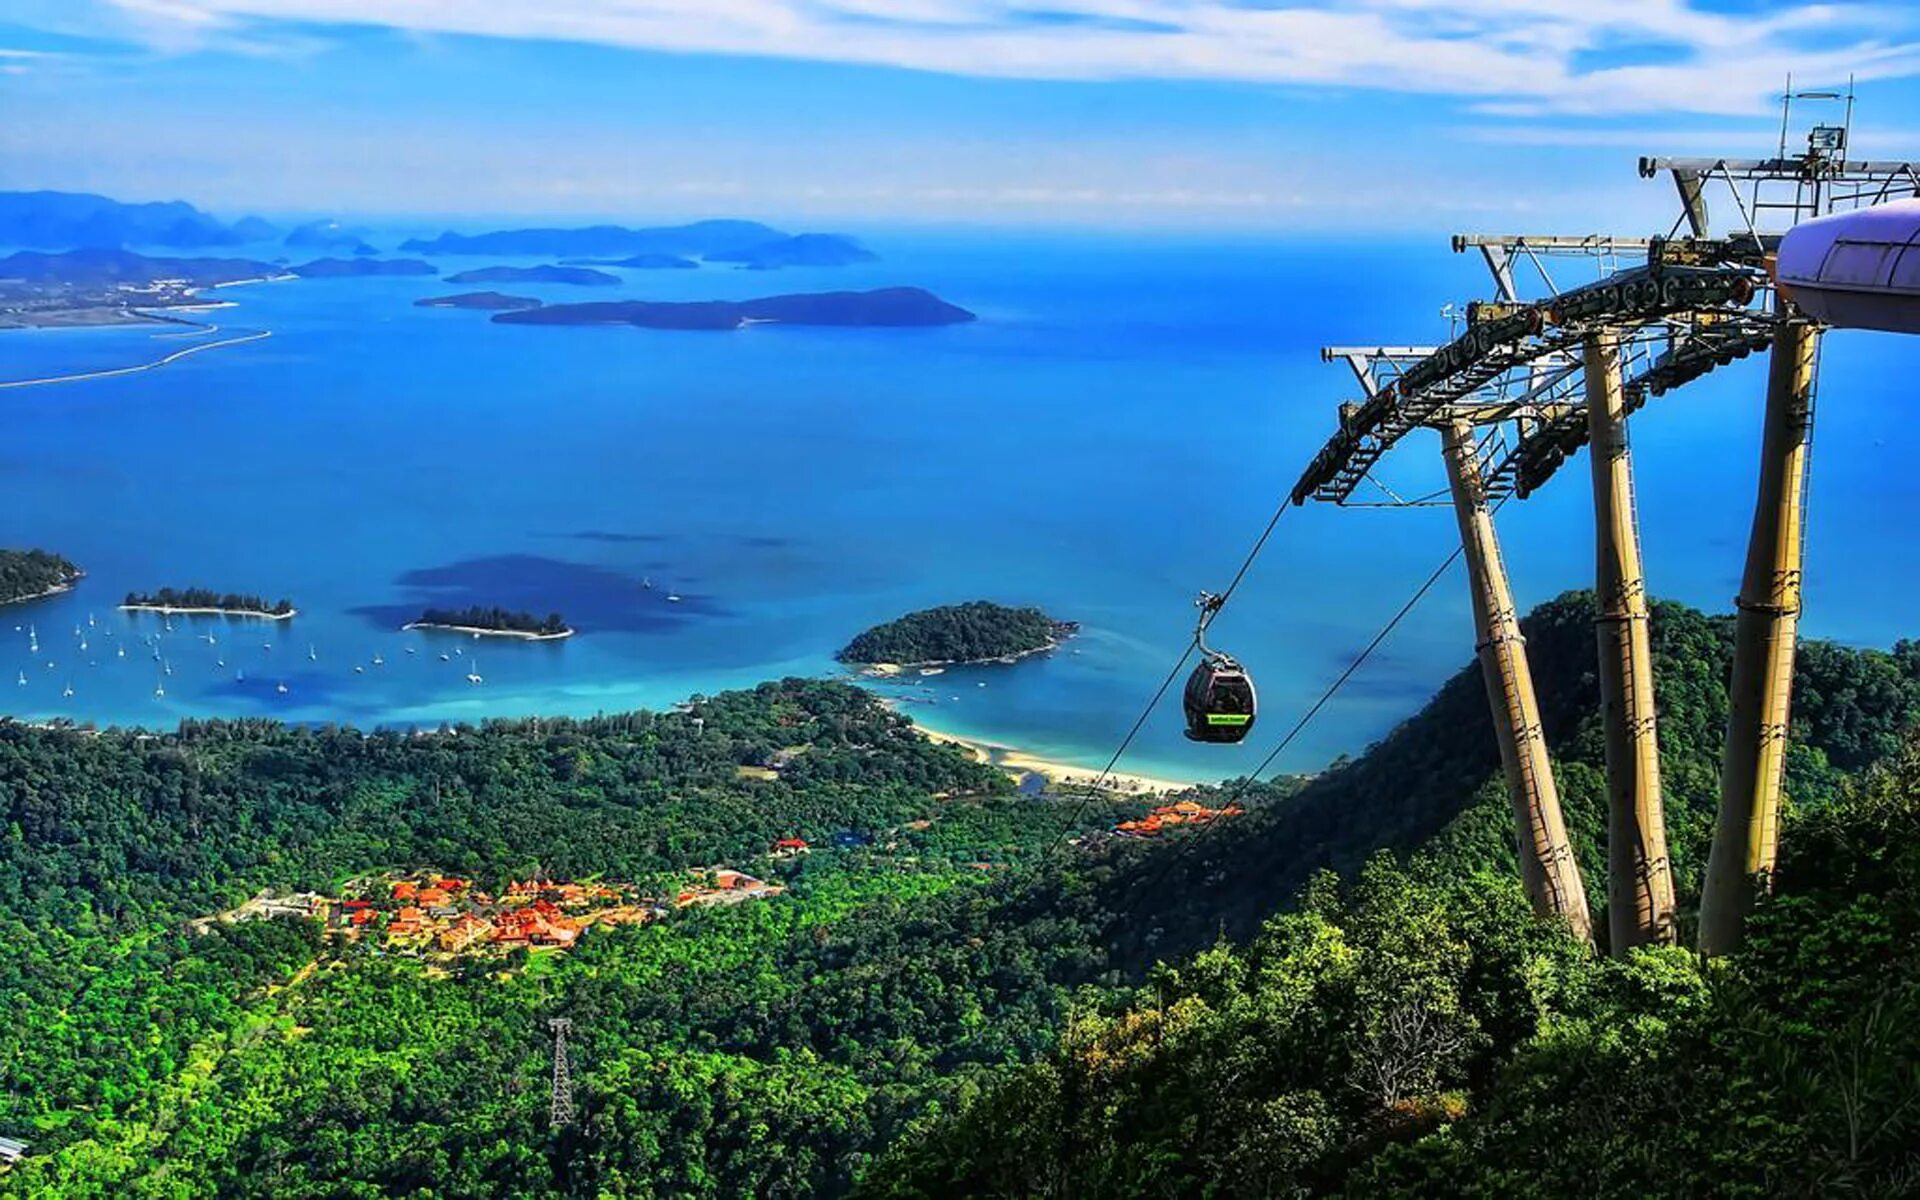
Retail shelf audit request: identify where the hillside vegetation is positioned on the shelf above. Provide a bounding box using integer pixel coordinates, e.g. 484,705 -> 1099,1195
0,549 -> 81,604
2,595 -> 1917,1196
863,748 -> 1920,1198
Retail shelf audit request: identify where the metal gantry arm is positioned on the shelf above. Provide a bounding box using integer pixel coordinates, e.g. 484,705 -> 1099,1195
1452,234 -> 1656,303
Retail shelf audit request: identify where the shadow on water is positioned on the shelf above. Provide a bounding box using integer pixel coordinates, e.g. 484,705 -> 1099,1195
350,553 -> 729,633
206,669 -> 345,707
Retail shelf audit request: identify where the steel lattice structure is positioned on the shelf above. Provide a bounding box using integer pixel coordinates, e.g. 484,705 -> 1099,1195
1279,83 -> 1920,956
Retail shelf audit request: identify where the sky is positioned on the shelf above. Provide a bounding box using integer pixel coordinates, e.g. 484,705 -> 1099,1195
3,0 -> 1920,230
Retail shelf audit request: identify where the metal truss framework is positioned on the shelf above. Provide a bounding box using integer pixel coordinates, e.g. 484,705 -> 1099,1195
1284,97 -> 1920,953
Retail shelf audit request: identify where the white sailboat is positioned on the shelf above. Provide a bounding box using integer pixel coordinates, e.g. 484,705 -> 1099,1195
466,658 -> 483,686
15,671 -> 24,687
62,680 -> 73,699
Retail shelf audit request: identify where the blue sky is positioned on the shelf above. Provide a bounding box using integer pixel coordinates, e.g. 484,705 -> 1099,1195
3,0 -> 1919,230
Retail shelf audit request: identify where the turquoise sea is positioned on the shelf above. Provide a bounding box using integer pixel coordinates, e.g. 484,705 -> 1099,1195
2,229 -> 1918,782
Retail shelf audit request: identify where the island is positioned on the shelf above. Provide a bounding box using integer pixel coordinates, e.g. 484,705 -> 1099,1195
0,247 -> 291,326
492,287 -> 975,331
0,549 -> 83,605
559,253 -> 700,270
399,220 -> 786,259
414,291 -> 543,311
121,588 -> 296,619
837,601 -> 1076,667
0,190 -> 271,249
288,257 -> 438,278
443,265 -> 620,286
403,606 -> 573,640
284,219 -> 377,255
706,233 -> 877,270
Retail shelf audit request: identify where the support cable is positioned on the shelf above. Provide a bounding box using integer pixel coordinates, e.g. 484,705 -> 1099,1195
1037,498 -> 1296,858
1111,524 -> 1480,922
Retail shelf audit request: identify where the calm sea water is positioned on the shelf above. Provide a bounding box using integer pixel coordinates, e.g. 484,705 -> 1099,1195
2,229 -> 1917,781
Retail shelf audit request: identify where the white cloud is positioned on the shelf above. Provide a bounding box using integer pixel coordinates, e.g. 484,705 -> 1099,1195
85,0 -> 1920,116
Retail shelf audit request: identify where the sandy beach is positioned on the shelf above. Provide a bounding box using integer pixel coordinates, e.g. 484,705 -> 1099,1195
120,604 -> 297,620
911,719 -> 1200,796
402,621 -> 575,641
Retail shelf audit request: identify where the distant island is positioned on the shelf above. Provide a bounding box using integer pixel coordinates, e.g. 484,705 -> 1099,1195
707,233 -> 877,270
837,601 -> 1076,667
559,253 -> 699,270
121,588 -> 295,619
444,265 -> 619,286
289,258 -> 437,278
493,287 -> 974,331
399,220 -> 786,259
0,190 -> 273,250
0,247 -> 284,327
415,291 -> 543,311
0,247 -> 279,287
284,219 -> 377,255
404,606 -> 573,640
0,549 -> 84,605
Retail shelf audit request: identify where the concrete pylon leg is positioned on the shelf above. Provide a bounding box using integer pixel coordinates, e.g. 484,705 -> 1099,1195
1700,320 -> 1820,957
1442,420 -> 1593,942
1584,330 -> 1676,953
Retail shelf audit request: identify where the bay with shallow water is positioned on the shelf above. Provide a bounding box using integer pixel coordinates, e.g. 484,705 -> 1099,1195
2,228 -> 1917,781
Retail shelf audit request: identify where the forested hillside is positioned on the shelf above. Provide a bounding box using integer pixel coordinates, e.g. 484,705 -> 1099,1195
2,595 -> 1917,1196
1098,592 -> 1920,968
863,743 -> 1920,1198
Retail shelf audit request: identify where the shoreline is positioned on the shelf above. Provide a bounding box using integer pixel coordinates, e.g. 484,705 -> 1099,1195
0,580 -> 79,606
853,632 -> 1075,675
403,621 -> 575,641
121,604 -> 297,620
909,716 -> 1200,796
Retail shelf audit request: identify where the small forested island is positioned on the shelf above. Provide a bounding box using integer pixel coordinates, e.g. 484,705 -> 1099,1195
288,257 -> 437,278
837,600 -> 1076,666
444,265 -> 620,286
121,588 -> 295,618
0,549 -> 83,604
493,287 -> 974,331
415,291 -> 543,311
404,605 -> 573,639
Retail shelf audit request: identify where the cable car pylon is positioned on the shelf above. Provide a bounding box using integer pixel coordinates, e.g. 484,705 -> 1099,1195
1584,327 -> 1675,950
1287,84 -> 1916,955
1699,314 -> 1819,955
1441,418 -> 1593,941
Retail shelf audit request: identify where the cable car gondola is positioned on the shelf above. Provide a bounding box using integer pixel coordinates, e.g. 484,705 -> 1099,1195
1183,592 -> 1257,744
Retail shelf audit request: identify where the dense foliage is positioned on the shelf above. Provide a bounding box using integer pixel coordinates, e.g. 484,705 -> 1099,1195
121,587 -> 293,615
414,605 -> 571,635
864,747 -> 1920,1198
0,549 -> 81,604
1105,592 -> 1920,967
838,601 -> 1075,665
4,595 -> 1918,1197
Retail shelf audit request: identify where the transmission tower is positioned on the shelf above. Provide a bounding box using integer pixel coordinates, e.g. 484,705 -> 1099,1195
548,1017 -> 575,1131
